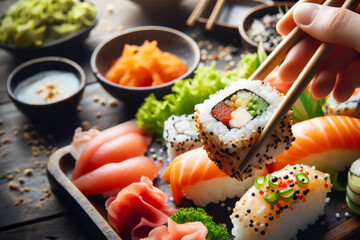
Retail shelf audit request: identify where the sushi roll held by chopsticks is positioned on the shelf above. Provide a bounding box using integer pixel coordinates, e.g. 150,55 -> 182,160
195,79 -> 294,180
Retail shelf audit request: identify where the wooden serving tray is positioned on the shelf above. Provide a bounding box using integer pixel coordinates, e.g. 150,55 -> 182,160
47,143 -> 360,240
47,146 -> 121,240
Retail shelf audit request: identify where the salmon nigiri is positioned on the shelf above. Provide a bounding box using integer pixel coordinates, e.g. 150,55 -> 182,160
72,123 -> 150,180
162,147 -> 268,206
267,116 -> 360,173
73,156 -> 162,195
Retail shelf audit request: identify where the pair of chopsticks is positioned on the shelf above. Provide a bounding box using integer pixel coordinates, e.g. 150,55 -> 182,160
239,0 -> 360,172
186,0 -> 225,30
186,0 -> 277,30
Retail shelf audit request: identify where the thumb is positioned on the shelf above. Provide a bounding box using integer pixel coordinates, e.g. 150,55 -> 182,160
293,3 -> 360,52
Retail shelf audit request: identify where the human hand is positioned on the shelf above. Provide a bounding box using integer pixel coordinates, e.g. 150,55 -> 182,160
276,0 -> 360,102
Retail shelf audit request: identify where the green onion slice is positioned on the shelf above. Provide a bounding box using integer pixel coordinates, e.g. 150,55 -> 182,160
254,176 -> 267,190
279,188 -> 294,202
267,174 -> 279,188
296,172 -> 309,188
263,189 -> 279,205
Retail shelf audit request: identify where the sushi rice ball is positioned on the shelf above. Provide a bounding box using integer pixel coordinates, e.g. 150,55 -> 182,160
231,164 -> 332,239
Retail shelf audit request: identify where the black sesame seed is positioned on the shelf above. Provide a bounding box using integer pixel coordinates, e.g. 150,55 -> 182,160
249,223 -> 253,227
314,174 -> 318,179
296,190 -> 300,194
250,219 -> 254,223
254,228 -> 258,232
293,166 -> 297,170
289,171 -> 293,175
265,223 -> 269,227
251,192 -> 255,197
269,216 -> 274,221
283,175 -> 289,179
303,190 -> 308,195
293,195 -> 298,200
324,176 -> 328,180
284,204 -> 288,209
276,210 -> 280,214
260,230 -> 266,235
290,183 -> 295,187
247,209 -> 251,213
271,176 -> 278,183
235,214 -> 239,218
280,206 -> 284,211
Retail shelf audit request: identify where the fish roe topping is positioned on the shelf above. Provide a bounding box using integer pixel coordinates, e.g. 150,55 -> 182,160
231,164 -> 332,237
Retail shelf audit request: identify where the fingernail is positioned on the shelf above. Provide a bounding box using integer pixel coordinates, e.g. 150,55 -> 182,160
293,3 -> 320,26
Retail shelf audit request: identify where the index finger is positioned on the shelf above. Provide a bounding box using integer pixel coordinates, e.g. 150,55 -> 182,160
276,0 -> 337,36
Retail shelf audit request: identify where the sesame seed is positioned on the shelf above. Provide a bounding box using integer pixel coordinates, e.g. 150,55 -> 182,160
335,213 -> 340,218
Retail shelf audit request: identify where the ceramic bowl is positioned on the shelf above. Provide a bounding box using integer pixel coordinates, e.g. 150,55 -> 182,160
91,26 -> 200,107
238,2 -> 295,53
0,1 -> 98,54
7,57 -> 86,121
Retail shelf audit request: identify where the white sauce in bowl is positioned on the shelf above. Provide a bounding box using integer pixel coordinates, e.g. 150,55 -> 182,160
14,70 -> 80,105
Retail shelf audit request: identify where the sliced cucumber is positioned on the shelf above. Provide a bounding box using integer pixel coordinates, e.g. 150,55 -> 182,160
348,172 -> 360,194
346,194 -> 360,215
346,184 -> 360,205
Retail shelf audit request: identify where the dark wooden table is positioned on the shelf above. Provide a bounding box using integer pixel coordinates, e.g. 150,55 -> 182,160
0,0 -> 244,239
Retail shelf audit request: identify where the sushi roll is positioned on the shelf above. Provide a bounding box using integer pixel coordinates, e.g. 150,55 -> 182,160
230,164 -> 331,239
346,159 -> 360,214
195,79 -> 293,180
163,114 -> 202,162
322,89 -> 360,118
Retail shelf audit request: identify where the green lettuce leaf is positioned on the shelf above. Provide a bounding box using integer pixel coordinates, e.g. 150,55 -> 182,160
135,52 -> 260,135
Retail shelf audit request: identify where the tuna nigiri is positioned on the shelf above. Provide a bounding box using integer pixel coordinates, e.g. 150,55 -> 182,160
72,122 -> 150,180
231,164 -> 331,239
162,147 -> 268,206
267,116 -> 360,173
73,156 -> 162,195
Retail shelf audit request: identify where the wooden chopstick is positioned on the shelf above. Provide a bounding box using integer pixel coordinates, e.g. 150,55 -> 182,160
205,0 -> 226,31
186,0 -> 211,27
238,0 -> 360,173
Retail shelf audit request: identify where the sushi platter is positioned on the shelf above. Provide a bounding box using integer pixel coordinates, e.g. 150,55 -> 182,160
47,122 -> 360,240
1,0 -> 360,238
